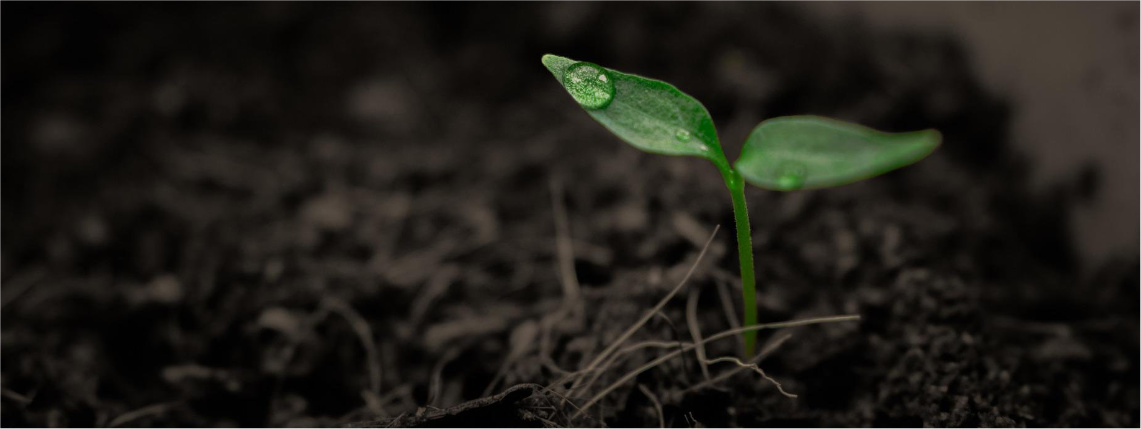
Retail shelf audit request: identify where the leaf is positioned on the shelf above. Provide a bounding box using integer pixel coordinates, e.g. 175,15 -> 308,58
541,54 -> 727,165
734,115 -> 941,191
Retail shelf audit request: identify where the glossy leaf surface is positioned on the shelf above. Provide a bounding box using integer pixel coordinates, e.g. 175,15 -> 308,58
542,54 -> 726,164
734,116 -> 941,191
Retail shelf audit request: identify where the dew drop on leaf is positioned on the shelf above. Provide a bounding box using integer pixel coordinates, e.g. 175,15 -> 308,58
563,62 -> 615,110
777,173 -> 804,190
674,129 -> 691,142
776,162 -> 807,190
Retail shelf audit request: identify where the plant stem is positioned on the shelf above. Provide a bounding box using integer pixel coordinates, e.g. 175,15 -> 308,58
722,169 -> 757,357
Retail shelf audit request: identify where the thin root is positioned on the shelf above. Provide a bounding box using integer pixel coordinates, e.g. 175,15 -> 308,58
107,402 -> 176,428
686,288 -> 711,381
323,298 -> 383,395
715,277 -> 743,350
569,225 -> 721,396
550,177 -> 581,304
638,384 -> 665,428
688,332 -> 793,392
572,315 -> 859,419
704,356 -> 796,398
427,347 -> 462,407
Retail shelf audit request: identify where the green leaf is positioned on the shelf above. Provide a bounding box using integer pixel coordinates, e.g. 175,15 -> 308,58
734,115 -> 941,191
541,54 -> 726,165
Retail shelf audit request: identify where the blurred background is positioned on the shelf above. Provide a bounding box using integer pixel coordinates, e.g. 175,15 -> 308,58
2,2 -> 1137,427
808,1 -> 1138,272
5,3 -> 1136,272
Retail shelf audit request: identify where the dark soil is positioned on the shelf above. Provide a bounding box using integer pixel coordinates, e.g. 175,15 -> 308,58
2,3 -> 1137,427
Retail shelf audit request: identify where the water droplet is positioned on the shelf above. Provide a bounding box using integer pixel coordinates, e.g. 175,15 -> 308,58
563,62 -> 615,110
776,162 -> 806,190
777,173 -> 804,190
674,129 -> 691,142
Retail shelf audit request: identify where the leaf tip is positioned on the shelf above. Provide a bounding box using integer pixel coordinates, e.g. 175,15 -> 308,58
541,54 -> 573,80
927,128 -> 943,148
910,128 -> 943,157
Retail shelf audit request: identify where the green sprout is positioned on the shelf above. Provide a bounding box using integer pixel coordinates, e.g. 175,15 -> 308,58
542,54 -> 941,356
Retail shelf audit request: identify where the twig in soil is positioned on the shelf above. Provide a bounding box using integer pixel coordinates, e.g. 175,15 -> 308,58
568,317 -> 802,399
532,394 -> 570,427
652,309 -> 695,386
570,335 -> 730,394
360,392 -> 389,419
550,177 -> 581,304
521,410 -> 561,428
538,305 -> 577,378
537,177 -> 589,390
409,265 -> 460,327
686,288 -> 712,381
264,306 -> 332,423
0,387 -> 34,406
561,318 -> 681,397
427,347 -> 463,407
107,402 -> 177,427
373,384 -> 413,409
482,320 -> 541,397
569,225 -> 720,396
482,362 -> 513,399
638,384 -> 665,428
534,385 -> 597,426
382,412 -> 407,428
0,268 -> 46,309
546,341 -> 678,393
564,322 -> 734,397
323,298 -> 383,397
571,315 -> 859,420
715,277 -> 743,350
703,356 -> 795,398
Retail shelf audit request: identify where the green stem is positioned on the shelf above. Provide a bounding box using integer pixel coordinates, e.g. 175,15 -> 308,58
719,167 -> 757,357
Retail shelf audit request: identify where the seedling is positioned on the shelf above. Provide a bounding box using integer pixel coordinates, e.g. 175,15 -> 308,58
541,54 -> 940,356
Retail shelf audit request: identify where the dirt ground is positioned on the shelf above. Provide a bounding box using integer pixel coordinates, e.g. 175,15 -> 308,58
2,3 -> 1137,427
